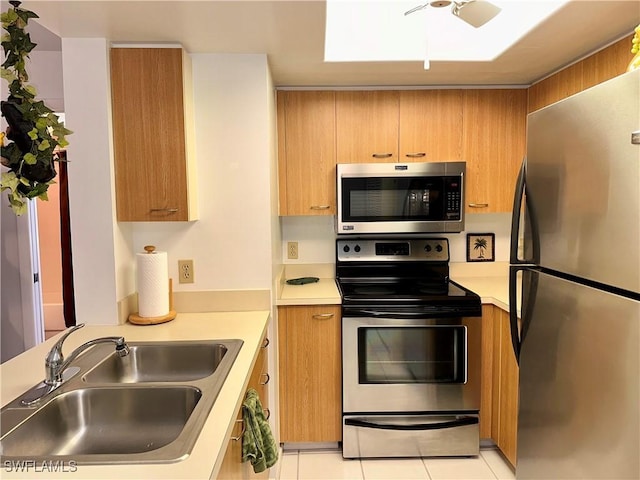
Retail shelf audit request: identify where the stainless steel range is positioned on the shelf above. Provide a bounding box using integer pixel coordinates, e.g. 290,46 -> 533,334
336,237 -> 482,459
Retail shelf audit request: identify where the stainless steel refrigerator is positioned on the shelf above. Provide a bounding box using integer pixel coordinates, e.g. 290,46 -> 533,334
509,69 -> 640,479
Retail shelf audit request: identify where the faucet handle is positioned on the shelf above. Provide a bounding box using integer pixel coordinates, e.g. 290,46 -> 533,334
46,323 -> 85,364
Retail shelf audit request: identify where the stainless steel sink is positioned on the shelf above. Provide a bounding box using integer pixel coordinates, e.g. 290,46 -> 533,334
0,339 -> 243,464
83,341 -> 230,383
1,386 -> 201,457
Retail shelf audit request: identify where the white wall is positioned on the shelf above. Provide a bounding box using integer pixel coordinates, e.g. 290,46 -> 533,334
27,51 -> 64,112
130,54 -> 276,291
280,213 -> 512,264
61,38 -> 131,325
1,198 -> 27,361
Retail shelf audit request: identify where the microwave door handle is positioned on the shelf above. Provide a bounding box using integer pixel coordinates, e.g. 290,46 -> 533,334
345,416 -> 478,431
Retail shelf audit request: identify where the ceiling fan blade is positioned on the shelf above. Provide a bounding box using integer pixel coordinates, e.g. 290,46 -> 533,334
404,4 -> 429,16
452,0 -> 501,28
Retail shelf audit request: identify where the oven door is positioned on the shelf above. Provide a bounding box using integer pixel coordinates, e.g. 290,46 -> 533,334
342,315 -> 480,413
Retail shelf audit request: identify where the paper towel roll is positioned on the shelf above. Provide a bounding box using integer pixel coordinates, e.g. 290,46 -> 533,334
136,250 -> 169,318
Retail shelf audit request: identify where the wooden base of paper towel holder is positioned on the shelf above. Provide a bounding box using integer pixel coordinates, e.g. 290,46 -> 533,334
128,278 -> 177,325
128,310 -> 177,325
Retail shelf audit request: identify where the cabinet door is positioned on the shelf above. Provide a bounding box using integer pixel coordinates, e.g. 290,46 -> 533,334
462,90 -> 527,213
399,90 -> 463,162
278,305 -> 342,442
278,91 -> 336,215
336,91 -> 399,163
218,336 -> 271,480
111,48 -> 193,221
479,305 -> 495,439
492,306 -> 519,467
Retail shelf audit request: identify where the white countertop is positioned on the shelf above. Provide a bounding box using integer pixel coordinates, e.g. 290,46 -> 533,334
276,262 -> 514,313
277,278 -> 341,305
0,311 -> 270,480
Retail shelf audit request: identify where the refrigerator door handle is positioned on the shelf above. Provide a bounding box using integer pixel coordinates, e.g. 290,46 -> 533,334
509,266 -> 522,363
509,266 -> 540,365
510,157 -> 527,264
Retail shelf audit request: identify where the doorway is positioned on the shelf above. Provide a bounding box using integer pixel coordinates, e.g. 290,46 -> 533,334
37,151 -> 76,339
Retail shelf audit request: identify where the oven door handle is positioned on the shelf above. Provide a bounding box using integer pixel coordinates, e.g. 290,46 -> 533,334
351,310 -> 447,318
344,416 -> 478,431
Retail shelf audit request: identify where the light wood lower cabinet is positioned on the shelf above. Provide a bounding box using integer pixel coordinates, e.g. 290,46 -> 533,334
480,305 -> 519,467
218,335 -> 271,480
278,305 -> 342,443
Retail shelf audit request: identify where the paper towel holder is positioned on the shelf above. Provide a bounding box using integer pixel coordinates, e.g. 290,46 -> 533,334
129,245 -> 177,325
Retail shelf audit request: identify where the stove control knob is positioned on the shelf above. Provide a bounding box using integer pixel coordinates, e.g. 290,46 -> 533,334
424,244 -> 432,253
343,245 -> 350,253
354,245 -> 361,253
436,244 -> 443,253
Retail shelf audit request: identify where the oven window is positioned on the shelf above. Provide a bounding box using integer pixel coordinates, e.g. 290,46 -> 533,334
357,326 -> 466,384
342,177 -> 445,221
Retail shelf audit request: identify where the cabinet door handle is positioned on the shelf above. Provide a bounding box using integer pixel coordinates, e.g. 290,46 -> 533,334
260,373 -> 270,385
231,419 -> 245,441
310,205 -> 331,210
263,408 -> 271,420
261,337 -> 270,348
312,313 -> 334,320
405,152 -> 426,158
468,203 -> 489,208
372,153 -> 393,159
149,208 -> 179,213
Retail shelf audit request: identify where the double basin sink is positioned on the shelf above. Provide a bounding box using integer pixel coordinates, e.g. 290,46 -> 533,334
0,339 -> 243,465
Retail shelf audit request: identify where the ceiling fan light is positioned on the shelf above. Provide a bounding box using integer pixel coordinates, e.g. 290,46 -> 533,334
452,0 -> 502,28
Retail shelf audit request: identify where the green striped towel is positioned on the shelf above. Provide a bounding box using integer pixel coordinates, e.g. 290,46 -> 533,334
241,388 -> 278,473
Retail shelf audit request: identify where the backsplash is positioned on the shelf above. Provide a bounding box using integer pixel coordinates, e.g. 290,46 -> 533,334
281,213 -> 512,264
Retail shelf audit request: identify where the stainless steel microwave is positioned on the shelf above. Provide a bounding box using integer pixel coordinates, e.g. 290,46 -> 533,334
336,162 -> 465,235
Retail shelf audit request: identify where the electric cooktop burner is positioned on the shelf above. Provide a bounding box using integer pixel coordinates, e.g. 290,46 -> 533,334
335,237 -> 482,316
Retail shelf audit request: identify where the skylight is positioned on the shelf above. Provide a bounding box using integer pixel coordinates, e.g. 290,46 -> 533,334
324,0 -> 569,68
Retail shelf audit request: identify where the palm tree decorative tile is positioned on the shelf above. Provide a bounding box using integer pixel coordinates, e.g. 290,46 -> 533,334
467,233 -> 495,262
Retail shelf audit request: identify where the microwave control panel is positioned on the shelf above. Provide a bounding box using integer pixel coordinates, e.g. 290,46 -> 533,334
445,178 -> 462,219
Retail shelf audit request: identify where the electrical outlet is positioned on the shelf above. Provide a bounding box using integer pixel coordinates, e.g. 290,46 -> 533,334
178,259 -> 194,284
287,242 -> 299,260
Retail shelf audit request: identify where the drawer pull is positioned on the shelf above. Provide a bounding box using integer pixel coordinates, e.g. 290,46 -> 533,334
149,208 -> 179,213
310,205 -> 331,210
405,152 -> 426,158
312,313 -> 334,320
260,373 -> 271,385
372,153 -> 393,159
231,419 -> 245,441
263,408 -> 271,420
261,337 -> 270,348
468,203 -> 489,208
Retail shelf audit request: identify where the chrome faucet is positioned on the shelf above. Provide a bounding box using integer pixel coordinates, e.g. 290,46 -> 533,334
21,324 -> 130,406
44,323 -> 130,386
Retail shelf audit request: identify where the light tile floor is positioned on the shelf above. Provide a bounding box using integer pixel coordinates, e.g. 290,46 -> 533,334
277,448 -> 515,480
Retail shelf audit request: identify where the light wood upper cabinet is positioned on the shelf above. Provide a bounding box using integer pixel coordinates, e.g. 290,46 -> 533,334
278,305 -> 342,443
336,91 -> 399,163
277,91 -> 336,215
399,90 -> 464,162
527,35 -> 632,113
462,89 -> 527,214
110,47 -> 197,222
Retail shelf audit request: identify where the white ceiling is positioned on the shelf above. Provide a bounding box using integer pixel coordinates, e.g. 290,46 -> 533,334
23,0 -> 640,87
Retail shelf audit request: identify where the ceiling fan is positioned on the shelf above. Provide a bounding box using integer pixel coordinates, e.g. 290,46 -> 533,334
404,0 -> 502,28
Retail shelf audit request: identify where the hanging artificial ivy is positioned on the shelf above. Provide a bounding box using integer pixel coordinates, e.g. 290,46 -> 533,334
1,0 -> 72,215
